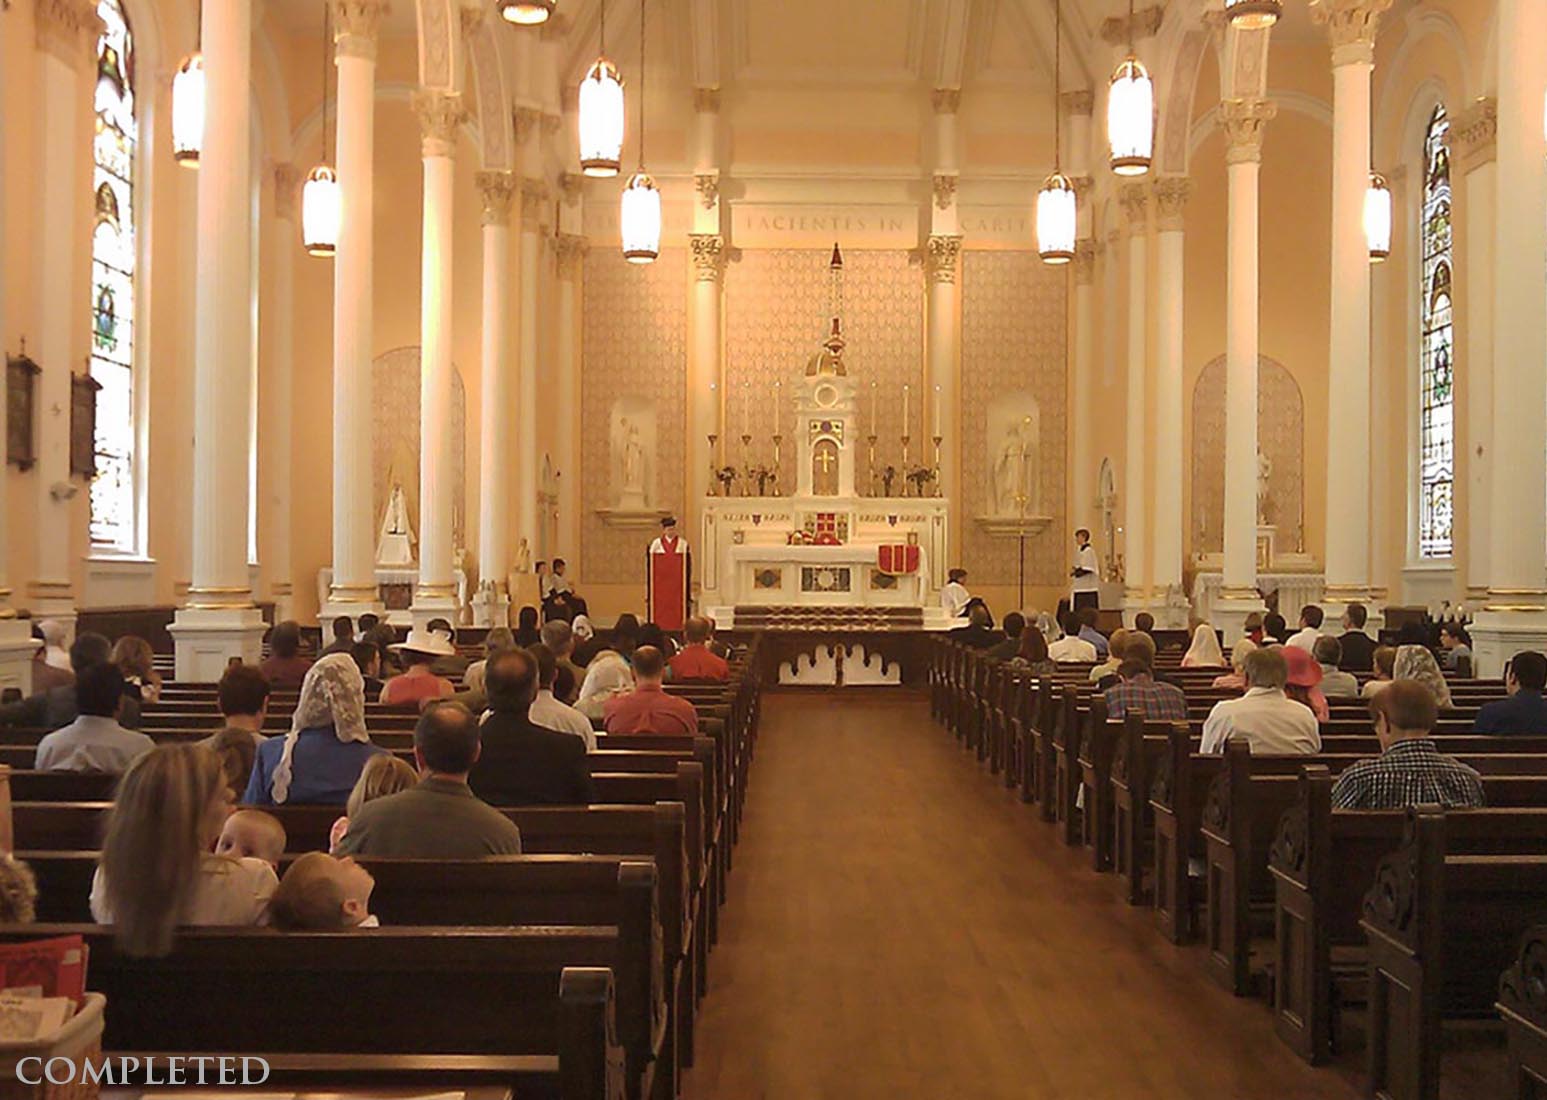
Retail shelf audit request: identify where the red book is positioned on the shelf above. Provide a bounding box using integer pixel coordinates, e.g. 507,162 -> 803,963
0,935 -> 88,1007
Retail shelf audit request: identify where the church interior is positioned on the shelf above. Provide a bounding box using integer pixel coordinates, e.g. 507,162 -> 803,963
1,0 -> 1546,1097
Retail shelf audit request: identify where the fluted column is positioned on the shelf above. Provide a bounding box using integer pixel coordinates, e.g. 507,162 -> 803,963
554,228 -> 586,570
411,90 -> 466,626
1314,0 -> 1389,615
266,164 -> 299,622
29,0 -> 100,639
1119,183 -> 1149,620
170,0 -> 267,678
323,0 -> 385,617
0,4 -> 30,691
515,178 -> 547,578
1152,178 -> 1189,625
1216,99 -> 1276,638
689,234 -> 725,512
929,89 -> 962,553
474,171 -> 515,626
1473,0 -> 1547,674
1071,240 -> 1098,534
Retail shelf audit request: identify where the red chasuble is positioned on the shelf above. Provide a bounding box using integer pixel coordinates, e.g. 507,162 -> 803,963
647,535 -> 690,631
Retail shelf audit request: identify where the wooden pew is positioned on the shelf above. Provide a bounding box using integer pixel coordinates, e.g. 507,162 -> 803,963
1497,924 -> 1547,1100
0,924 -> 634,1100
1362,807 -> 1547,1100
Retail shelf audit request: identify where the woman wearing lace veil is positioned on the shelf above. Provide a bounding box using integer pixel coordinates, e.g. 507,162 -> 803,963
244,654 -> 389,806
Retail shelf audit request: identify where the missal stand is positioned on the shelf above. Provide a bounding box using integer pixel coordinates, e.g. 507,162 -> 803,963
647,516 -> 691,631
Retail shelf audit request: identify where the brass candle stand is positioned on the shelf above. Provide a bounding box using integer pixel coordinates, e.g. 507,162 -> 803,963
932,435 -> 943,497
771,434 -> 783,495
867,434 -> 878,494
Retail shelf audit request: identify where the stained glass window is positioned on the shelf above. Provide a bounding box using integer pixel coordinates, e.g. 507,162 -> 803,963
89,0 -> 138,551
1418,104 -> 1453,560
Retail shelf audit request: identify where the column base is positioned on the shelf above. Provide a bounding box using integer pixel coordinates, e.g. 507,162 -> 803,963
1470,607 -> 1547,678
410,590 -> 460,632
1210,590 -> 1267,646
0,620 -> 40,697
470,590 -> 511,628
1123,584 -> 1191,629
169,606 -> 268,683
319,597 -> 386,628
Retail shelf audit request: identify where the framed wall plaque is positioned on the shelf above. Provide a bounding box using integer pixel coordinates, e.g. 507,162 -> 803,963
6,352 -> 39,471
70,372 -> 101,479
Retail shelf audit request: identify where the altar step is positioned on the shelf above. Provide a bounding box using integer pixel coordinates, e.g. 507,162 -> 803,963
730,605 -> 925,632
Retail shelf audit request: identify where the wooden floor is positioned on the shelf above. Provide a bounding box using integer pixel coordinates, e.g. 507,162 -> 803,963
683,692 -> 1362,1100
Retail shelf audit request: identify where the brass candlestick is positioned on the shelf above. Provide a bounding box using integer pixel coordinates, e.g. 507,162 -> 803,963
901,435 -> 911,478
707,434 -> 719,489
740,434 -> 753,494
932,435 -> 943,498
867,434 -> 878,495
771,434 -> 783,494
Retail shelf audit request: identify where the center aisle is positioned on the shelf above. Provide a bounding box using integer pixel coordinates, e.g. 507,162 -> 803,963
684,692 -> 1359,1100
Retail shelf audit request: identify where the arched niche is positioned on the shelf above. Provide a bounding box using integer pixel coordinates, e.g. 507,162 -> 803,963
371,346 -> 468,559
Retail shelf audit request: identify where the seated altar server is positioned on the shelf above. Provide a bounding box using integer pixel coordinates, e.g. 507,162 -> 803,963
941,568 -> 971,618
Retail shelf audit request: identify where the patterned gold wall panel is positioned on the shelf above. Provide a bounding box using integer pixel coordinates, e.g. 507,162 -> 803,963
960,251 -> 1069,587
723,250 -> 925,483
580,248 -> 688,582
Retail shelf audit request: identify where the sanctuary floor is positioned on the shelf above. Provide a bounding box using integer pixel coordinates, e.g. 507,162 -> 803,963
682,692 -> 1363,1100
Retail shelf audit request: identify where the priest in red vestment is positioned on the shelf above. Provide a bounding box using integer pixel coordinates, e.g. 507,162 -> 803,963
647,517 -> 691,631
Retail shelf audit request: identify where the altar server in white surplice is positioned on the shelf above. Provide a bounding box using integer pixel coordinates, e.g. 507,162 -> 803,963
941,568 -> 972,619
1071,528 -> 1100,611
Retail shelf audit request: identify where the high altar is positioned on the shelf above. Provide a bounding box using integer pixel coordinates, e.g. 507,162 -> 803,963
699,284 -> 950,628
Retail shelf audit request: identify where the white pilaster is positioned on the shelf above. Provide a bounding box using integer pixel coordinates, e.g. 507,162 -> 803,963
924,235 -> 960,519
689,234 -> 725,521
474,171 -> 515,627
410,89 -> 466,627
515,178 -> 546,581
1152,178 -> 1189,627
170,0 -> 267,679
266,164 -> 299,622
1472,0 -> 1547,675
554,227 -> 585,571
1071,240 -> 1097,534
1119,182 -> 1149,622
323,0 -> 386,619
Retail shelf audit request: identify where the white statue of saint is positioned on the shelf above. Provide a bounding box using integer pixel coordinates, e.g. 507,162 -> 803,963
622,419 -> 645,493
376,483 -> 416,567
991,420 -> 1035,516
1256,449 -> 1273,525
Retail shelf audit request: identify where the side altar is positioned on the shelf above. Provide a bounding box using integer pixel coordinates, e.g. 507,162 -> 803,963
699,260 -> 950,629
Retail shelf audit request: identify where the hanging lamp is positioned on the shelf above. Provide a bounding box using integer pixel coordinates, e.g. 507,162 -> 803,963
1365,171 -> 1392,262
500,0 -> 554,25
1223,0 -> 1281,29
578,0 -> 624,176
1107,0 -> 1154,176
1038,0 -> 1076,264
620,0 -> 659,263
302,2 -> 340,256
171,0 -> 204,166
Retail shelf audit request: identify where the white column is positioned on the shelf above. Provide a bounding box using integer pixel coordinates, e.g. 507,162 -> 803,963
266,164 -> 299,622
410,90 -> 466,627
554,229 -> 585,563
473,171 -> 515,627
1473,0 -> 1547,674
1315,0 -> 1388,615
689,235 -> 725,508
170,0 -> 267,678
929,89 -> 962,558
515,178 -> 546,580
1071,240 -> 1097,534
322,0 -> 385,618
1119,183 -> 1149,622
1152,178 -> 1189,627
1453,100 -> 1497,610
1215,99 -> 1277,640
29,0 -> 99,639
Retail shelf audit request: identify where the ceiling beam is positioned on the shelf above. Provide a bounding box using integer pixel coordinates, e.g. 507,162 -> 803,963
935,0 -> 972,89
688,0 -> 720,89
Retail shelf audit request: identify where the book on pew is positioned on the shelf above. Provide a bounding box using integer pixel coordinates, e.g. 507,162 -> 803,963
0,933 -> 87,1006
0,991 -> 74,1041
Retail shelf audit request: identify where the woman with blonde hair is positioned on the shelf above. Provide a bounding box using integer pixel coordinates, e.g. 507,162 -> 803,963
1181,624 -> 1227,668
91,744 -> 277,956
1211,638 -> 1257,691
244,654 -> 387,806
329,753 -> 419,853
112,635 -> 162,705
1393,644 -> 1454,708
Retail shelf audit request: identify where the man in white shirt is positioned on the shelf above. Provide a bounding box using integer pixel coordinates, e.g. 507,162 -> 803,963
941,568 -> 972,619
1200,648 -> 1322,755
1285,604 -> 1326,652
528,645 -> 597,752
1049,611 -> 1099,663
35,664 -> 155,774
1071,529 -> 1100,611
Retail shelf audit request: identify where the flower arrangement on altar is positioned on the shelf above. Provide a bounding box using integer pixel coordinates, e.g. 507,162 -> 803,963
786,530 -> 815,546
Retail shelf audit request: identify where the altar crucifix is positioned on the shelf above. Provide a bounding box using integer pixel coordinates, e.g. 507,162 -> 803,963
813,440 -> 839,495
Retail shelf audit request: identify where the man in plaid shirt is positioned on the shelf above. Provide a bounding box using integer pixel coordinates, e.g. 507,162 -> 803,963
1104,658 -> 1188,722
1331,680 -> 1485,809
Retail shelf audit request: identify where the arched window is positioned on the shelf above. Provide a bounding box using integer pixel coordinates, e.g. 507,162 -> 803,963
89,0 -> 138,552
1418,104 -> 1453,560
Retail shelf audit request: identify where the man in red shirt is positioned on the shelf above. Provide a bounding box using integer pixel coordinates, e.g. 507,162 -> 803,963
668,617 -> 729,682
604,646 -> 699,735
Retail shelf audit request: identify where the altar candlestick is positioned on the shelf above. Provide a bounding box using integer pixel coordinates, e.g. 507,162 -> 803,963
902,384 -> 910,437
742,382 -> 750,433
773,380 -> 781,438
870,381 -> 878,430
933,384 -> 941,437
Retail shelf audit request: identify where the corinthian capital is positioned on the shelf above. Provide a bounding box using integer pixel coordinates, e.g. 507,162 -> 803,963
1118,182 -> 1149,229
555,233 -> 589,279
1152,177 -> 1191,231
925,234 -> 962,284
332,0 -> 387,60
477,171 -> 516,226
1220,98 -> 1277,165
513,107 -> 542,146
520,177 -> 550,222
1449,97 -> 1497,170
1309,0 -> 1393,66
1073,239 -> 1097,286
690,234 -> 726,282
35,0 -> 102,64
413,90 -> 468,157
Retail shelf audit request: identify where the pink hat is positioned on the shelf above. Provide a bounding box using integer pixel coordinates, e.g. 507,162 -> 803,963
1282,645 -> 1323,688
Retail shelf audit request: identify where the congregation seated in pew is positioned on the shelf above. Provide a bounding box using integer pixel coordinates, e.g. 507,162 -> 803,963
1285,604 -> 1324,652
269,851 -> 378,930
1473,650 -> 1547,734
202,663 -> 272,750
351,640 -> 385,698
216,808 -> 287,869
245,654 -> 389,807
0,853 -> 37,924
1200,648 -> 1322,755
336,702 -> 523,859
1087,627 -> 1128,684
1180,624 -> 1226,669
1330,680 -> 1485,810
469,649 -> 595,806
1312,635 -> 1360,698
605,646 -> 699,736
208,727 -> 257,799
258,620 -> 314,690
1211,638 -> 1255,691
528,644 -> 597,751
1393,643 -> 1453,707
1104,656 -> 1187,722
1049,610 -> 1097,663
984,611 -> 1024,661
1282,645 -> 1330,721
329,753 -> 420,852
577,649 -> 633,720
93,743 -> 278,956
1336,601 -> 1376,672
669,617 -> 730,682
1008,625 -> 1056,677
948,604 -> 1001,650
1362,643 -> 1397,698
0,632 -> 142,732
380,629 -> 457,708
34,663 -> 153,774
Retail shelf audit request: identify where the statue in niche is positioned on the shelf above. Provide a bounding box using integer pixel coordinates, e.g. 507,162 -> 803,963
610,403 -> 653,510
991,418 -> 1037,516
377,483 -> 416,567
621,419 -> 645,495
1257,449 -> 1273,525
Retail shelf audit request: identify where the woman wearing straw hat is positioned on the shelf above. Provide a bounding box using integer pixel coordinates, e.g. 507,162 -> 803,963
380,628 -> 458,708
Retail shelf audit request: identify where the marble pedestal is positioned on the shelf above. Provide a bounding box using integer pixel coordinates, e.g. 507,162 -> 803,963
1209,591 -> 1268,647
1471,608 -> 1547,678
0,620 -> 39,697
471,589 -> 511,628
169,606 -> 268,682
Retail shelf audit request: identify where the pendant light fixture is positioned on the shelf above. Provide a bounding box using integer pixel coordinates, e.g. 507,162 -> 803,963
1365,171 -> 1392,262
302,2 -> 340,257
1107,0 -> 1154,176
171,0 -> 204,166
578,0 -> 624,177
500,0 -> 554,25
1223,0 -> 1281,29
1037,0 -> 1076,264
620,0 -> 659,264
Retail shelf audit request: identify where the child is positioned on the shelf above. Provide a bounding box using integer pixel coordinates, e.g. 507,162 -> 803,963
268,852 -> 377,930
0,854 -> 38,923
330,754 -> 419,853
215,809 -> 287,870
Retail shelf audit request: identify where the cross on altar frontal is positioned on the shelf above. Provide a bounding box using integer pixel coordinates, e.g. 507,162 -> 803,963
698,244 -> 951,629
